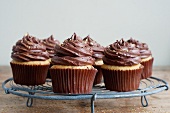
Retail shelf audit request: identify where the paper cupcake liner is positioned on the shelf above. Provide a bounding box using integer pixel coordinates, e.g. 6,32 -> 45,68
46,64 -> 52,78
93,65 -> 103,85
50,68 -> 97,94
10,62 -> 49,86
141,58 -> 154,79
101,66 -> 143,92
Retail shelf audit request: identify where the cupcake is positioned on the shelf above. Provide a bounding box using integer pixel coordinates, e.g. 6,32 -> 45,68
101,39 -> 143,92
50,33 -> 97,94
127,38 -> 154,79
41,35 -> 60,78
10,33 -> 50,85
41,35 -> 60,58
83,35 -> 104,85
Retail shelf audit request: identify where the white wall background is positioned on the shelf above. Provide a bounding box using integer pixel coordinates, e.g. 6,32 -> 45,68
0,0 -> 170,66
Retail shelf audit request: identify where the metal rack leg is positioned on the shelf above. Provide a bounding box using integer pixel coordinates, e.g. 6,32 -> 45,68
27,96 -> 33,107
91,93 -> 97,113
141,91 -> 148,107
5,89 -> 10,94
26,86 -> 35,107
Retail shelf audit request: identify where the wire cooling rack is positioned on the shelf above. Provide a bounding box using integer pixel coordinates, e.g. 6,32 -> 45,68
2,77 -> 169,113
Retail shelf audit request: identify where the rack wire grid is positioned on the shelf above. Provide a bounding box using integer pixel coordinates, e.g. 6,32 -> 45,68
2,76 -> 169,113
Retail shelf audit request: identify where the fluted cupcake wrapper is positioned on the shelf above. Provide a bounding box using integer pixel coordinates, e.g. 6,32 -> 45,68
10,62 -> 50,86
50,68 -> 97,94
93,65 -> 103,85
141,58 -> 154,79
46,63 -> 53,78
101,66 -> 143,92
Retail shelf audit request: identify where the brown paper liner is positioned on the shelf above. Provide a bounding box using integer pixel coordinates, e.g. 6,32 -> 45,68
50,68 -> 97,94
101,66 -> 143,92
141,58 -> 154,79
93,65 -> 103,85
10,62 -> 49,86
46,64 -> 52,78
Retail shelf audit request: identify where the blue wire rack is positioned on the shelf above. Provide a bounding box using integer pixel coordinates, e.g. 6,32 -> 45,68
2,77 -> 169,113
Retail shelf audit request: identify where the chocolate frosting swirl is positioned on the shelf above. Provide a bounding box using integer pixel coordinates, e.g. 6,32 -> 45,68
11,34 -> 50,62
103,39 -> 141,66
52,33 -> 95,66
83,35 -> 104,59
127,38 -> 152,59
42,35 -> 60,58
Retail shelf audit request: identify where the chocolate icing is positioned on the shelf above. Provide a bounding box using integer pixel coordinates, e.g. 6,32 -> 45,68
52,33 -> 95,66
103,39 -> 141,66
11,34 -> 50,62
42,35 -> 60,58
127,38 -> 152,59
83,35 -> 104,59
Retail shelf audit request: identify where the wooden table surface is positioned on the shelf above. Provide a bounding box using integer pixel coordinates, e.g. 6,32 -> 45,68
0,66 -> 170,113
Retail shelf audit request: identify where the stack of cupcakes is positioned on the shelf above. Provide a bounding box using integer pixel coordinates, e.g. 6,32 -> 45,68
101,39 -> 144,92
50,33 -> 97,94
41,35 -> 60,78
10,34 -> 50,85
83,35 -> 104,85
10,33 -> 154,93
127,38 -> 154,79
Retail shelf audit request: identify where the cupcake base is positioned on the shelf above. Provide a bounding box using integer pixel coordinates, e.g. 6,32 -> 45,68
46,64 -> 52,78
10,61 -> 50,86
50,65 -> 97,94
141,57 -> 154,79
101,64 -> 143,92
93,65 -> 103,85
